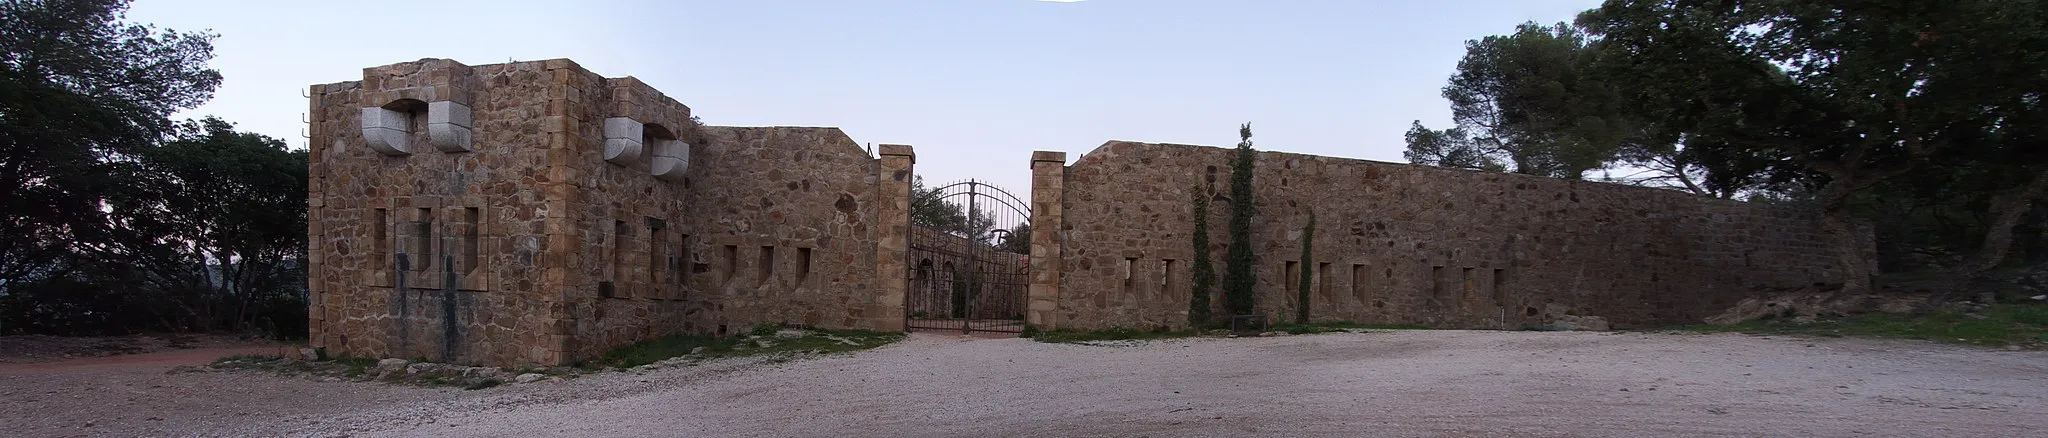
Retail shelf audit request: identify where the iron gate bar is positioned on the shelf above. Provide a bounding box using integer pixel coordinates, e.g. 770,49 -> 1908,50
905,179 -> 1032,334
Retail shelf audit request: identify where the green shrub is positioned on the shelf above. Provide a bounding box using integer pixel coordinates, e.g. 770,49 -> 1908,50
1223,123 -> 1260,317
1665,303 -> 2048,347
1029,327 -> 1199,343
1189,183 -> 1216,327
464,378 -> 503,390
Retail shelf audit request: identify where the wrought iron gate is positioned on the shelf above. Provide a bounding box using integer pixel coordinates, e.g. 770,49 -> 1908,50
906,179 -> 1032,333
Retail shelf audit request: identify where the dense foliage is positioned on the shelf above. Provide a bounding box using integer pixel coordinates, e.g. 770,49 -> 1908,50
1407,0 -> 2048,293
1223,124 -> 1259,316
1403,22 -> 1629,180
1188,182 -> 1214,326
0,0 -> 306,337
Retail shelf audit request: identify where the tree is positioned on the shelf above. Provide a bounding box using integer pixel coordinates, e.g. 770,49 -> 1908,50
1856,103 -> 2048,288
0,1 -> 315,337
1402,122 -> 1503,171
1404,22 -> 1633,180
1222,123 -> 1259,317
1580,0 -> 2048,294
909,176 -> 995,239
1188,182 -> 1215,327
0,0 -> 221,288
1295,213 -> 1315,324
126,118 -> 308,332
0,0 -> 281,336
910,176 -> 963,231
994,223 -> 1030,254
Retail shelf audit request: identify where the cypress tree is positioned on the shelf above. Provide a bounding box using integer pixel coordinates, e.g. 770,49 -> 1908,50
1223,123 -> 1259,317
1188,182 -> 1215,327
1296,212 -> 1315,324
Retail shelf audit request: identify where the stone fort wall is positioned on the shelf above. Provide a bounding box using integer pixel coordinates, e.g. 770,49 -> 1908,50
309,58 -> 1858,366
307,59 -> 910,366
1032,141 -> 1850,331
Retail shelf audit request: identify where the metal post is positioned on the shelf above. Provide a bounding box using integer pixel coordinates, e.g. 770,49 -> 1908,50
964,180 -> 980,333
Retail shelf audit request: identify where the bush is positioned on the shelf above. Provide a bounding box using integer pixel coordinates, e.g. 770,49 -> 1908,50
1667,303 -> 2048,347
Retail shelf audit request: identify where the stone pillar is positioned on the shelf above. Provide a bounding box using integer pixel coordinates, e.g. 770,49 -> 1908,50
305,84 -> 328,354
873,144 -> 915,332
537,59 -> 588,365
1027,151 -> 1067,329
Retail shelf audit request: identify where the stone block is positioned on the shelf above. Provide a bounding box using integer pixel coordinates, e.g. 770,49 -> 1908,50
359,107 -> 411,156
649,139 -> 689,182
878,144 -> 915,161
602,117 -> 645,165
427,101 -> 474,153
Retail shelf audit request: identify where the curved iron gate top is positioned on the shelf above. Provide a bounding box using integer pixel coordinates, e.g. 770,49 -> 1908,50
907,179 -> 1031,333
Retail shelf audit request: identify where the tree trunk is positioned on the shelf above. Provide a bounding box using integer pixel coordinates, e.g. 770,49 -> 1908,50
1817,183 -> 1874,296
1945,169 -> 2048,302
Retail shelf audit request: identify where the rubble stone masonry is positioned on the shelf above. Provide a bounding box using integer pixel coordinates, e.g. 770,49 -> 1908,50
310,58 -> 1859,366
308,59 -> 904,366
1041,141 -> 1853,331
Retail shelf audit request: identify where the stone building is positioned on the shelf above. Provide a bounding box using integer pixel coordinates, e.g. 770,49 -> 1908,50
306,59 -> 914,366
308,58 -> 1859,367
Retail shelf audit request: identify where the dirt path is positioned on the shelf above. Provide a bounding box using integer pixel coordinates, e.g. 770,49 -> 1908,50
5,330 -> 2046,437
0,339 -> 462,438
0,334 -> 274,364
0,345 -> 285,375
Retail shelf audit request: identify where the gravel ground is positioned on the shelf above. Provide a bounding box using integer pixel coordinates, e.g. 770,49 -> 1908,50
0,333 -> 270,364
4,330 -> 2045,437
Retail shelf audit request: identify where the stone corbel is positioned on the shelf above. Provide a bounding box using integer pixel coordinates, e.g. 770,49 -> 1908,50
602,117 -> 644,165
361,107 -> 411,156
427,101 -> 474,152
650,138 -> 689,182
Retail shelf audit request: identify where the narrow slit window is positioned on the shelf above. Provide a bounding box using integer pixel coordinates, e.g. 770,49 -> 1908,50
1161,259 -> 1178,300
1431,266 -> 1446,300
1284,261 -> 1300,296
1317,262 -> 1331,303
646,218 -> 666,293
1350,263 -> 1366,303
1493,268 -> 1509,305
723,245 -> 739,283
612,220 -> 628,297
374,208 -> 393,285
675,234 -> 691,287
758,246 -> 775,285
797,247 -> 813,284
373,208 -> 390,266
1462,267 -> 1476,301
413,208 -> 433,273
1122,257 -> 1138,294
462,207 -> 480,277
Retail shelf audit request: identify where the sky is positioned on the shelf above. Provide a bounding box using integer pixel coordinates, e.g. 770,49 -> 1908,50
127,0 -> 1604,194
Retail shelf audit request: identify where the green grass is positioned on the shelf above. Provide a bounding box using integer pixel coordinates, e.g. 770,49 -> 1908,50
1028,320 -> 1429,343
591,326 -> 905,369
211,354 -> 284,366
1664,303 -> 2048,348
200,328 -> 905,389
1027,327 -> 1201,343
464,378 -> 503,390
1270,321 -> 1429,334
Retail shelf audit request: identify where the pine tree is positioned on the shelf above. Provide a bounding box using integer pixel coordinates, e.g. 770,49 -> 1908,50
1188,182 -> 1215,327
1223,123 -> 1259,317
1296,213 -> 1316,324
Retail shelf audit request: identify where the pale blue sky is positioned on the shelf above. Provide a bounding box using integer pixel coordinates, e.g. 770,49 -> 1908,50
128,0 -> 1601,192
